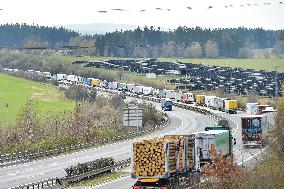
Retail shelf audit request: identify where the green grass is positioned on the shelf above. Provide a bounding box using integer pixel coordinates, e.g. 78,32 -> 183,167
74,171 -> 122,187
0,73 -> 75,125
159,58 -> 284,72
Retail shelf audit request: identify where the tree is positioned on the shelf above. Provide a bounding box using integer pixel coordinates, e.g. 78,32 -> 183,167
238,47 -> 254,58
132,46 -> 147,58
188,42 -> 202,58
202,155 -> 246,189
23,37 -> 48,48
69,36 -> 96,56
116,68 -> 125,80
162,41 -> 177,57
16,101 -> 41,143
273,40 -> 284,55
205,40 -> 219,58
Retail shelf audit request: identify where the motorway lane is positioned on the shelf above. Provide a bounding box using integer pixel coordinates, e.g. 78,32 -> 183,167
0,103 -> 215,188
95,109 -> 276,189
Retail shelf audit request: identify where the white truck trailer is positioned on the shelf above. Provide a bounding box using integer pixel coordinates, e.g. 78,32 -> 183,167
165,90 -> 176,100
205,96 -> 216,108
142,87 -> 153,96
193,129 -> 231,167
246,103 -> 259,115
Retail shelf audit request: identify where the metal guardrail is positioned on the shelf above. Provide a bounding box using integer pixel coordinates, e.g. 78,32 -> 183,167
9,159 -> 131,189
10,177 -> 61,189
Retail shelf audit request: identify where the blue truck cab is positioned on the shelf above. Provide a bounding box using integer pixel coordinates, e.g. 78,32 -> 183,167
161,98 -> 173,111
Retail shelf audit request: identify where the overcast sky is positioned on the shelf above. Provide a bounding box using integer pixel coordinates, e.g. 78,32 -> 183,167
1,0 -> 284,29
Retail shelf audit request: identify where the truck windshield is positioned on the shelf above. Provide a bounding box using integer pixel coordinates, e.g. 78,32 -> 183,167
165,101 -> 172,105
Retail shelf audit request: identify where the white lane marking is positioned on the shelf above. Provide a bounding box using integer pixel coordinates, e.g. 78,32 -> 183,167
237,147 -> 268,165
91,175 -> 131,188
227,117 -> 239,136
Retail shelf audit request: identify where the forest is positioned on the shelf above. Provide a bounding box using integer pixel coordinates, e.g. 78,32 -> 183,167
1,23 -> 284,58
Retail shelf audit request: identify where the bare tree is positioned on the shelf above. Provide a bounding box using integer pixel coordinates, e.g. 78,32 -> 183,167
188,42 -> 202,58
205,40 -> 219,58
273,40 -> 284,55
162,41 -> 177,57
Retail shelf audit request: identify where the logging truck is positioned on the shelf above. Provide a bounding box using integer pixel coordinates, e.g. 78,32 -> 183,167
131,126 -> 235,189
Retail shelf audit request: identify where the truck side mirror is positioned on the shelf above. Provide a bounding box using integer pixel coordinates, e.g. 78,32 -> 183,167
234,138 -> 236,145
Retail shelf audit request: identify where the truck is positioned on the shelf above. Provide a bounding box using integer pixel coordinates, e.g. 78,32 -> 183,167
212,97 -> 220,110
133,86 -> 144,95
205,96 -> 216,108
132,126 -> 235,189
83,78 -> 92,86
256,105 -> 270,114
142,87 -> 153,96
181,93 -> 195,104
109,81 -> 118,90
91,79 -> 101,87
67,75 -> 78,83
54,74 -> 67,81
216,98 -> 227,111
165,90 -> 176,100
195,95 -> 205,106
117,82 -> 127,91
161,98 -> 173,111
100,80 -> 109,88
42,72 -> 52,79
175,92 -> 182,102
224,100 -> 238,114
127,84 -> 136,93
159,89 -> 166,98
246,103 -> 259,115
241,115 -> 268,147
193,129 -> 232,167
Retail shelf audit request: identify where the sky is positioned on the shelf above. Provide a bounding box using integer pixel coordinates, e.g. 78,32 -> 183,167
0,0 -> 284,30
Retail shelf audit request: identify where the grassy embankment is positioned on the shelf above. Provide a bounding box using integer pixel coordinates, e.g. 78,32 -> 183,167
0,73 -> 75,125
160,58 -> 284,72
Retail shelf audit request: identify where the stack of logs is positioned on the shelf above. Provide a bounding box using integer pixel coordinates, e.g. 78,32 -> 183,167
133,135 -> 193,178
164,135 -> 185,171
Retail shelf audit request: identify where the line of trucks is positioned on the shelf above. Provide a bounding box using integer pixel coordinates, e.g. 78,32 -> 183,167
131,126 -> 235,189
50,74 -> 238,114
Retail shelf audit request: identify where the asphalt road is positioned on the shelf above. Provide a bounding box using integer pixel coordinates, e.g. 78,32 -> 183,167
0,102 -> 215,189
93,108 -> 275,189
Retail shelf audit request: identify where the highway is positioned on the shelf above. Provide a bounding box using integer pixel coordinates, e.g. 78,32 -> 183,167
0,103 -> 216,188
94,109 -> 275,189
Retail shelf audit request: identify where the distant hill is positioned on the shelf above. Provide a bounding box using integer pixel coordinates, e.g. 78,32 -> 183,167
62,23 -> 169,35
